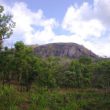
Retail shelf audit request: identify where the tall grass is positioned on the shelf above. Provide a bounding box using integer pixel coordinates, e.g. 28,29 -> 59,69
0,85 -> 110,110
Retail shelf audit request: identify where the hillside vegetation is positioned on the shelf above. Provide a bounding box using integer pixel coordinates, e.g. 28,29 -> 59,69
0,41 -> 110,110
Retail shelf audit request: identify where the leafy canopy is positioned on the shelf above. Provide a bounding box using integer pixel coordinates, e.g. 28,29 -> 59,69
0,5 -> 15,49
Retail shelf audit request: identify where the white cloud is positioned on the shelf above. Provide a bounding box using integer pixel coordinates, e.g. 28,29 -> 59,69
94,0 -> 110,26
10,2 -> 58,45
61,1 -> 110,57
62,3 -> 105,39
0,1 -> 57,45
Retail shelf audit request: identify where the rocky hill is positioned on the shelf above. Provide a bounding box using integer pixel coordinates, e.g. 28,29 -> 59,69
33,43 -> 98,58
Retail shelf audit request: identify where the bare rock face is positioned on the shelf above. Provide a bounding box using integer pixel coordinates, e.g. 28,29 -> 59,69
34,43 -> 98,58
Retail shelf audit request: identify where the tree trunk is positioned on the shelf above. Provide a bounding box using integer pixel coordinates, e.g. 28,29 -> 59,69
0,37 -> 3,51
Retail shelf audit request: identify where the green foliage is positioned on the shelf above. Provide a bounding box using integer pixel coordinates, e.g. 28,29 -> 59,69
57,71 -> 76,87
28,88 -> 110,110
57,59 -> 92,88
0,47 -> 14,85
79,56 -> 92,65
92,60 -> 110,88
0,5 -> 15,50
0,86 -> 21,110
36,57 -> 60,88
0,44 -> 110,90
14,41 -> 37,91
0,41 -> 39,91
0,85 -> 110,110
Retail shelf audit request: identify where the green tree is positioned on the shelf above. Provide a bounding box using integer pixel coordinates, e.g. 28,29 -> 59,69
0,48 -> 15,88
0,5 -> 15,50
93,60 -> 110,88
79,56 -> 92,65
36,57 -> 59,88
57,71 -> 77,88
68,59 -> 92,88
14,41 -> 35,91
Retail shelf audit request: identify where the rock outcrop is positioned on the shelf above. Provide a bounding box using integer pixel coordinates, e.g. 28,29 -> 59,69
34,43 -> 98,58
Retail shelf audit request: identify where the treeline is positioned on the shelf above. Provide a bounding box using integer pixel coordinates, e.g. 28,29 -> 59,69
0,41 -> 110,91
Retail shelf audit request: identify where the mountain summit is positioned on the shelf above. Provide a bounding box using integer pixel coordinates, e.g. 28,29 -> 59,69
34,43 -> 98,58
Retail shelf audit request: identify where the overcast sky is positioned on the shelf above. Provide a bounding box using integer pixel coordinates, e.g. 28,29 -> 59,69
0,0 -> 110,57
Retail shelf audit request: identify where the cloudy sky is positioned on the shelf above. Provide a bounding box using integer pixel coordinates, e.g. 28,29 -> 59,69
0,0 -> 110,57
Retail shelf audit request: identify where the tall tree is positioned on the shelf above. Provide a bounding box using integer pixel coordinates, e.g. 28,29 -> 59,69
0,5 -> 15,50
14,41 -> 36,91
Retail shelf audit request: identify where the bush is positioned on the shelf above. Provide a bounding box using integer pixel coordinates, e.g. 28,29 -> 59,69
0,86 -> 21,110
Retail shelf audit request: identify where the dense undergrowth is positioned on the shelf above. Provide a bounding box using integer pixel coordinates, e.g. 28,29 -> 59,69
0,85 -> 110,110
0,42 -> 110,110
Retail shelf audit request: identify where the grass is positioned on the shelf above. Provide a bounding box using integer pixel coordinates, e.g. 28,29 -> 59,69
0,85 -> 110,110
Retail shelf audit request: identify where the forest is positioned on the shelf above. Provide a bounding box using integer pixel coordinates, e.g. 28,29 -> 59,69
0,5 -> 110,110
